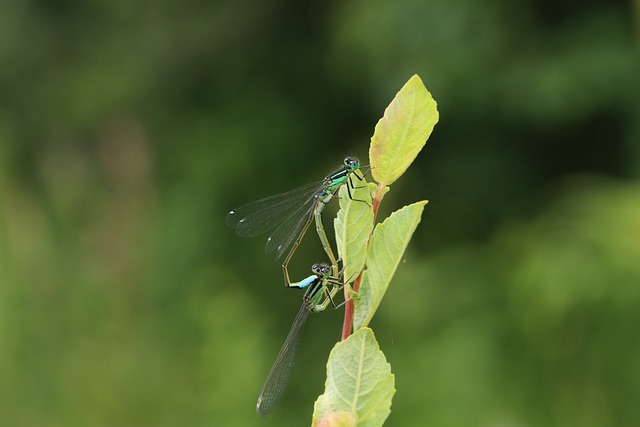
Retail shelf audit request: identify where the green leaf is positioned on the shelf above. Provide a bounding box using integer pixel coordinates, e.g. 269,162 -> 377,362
334,182 -> 377,281
369,75 -> 439,186
312,328 -> 395,427
354,201 -> 428,330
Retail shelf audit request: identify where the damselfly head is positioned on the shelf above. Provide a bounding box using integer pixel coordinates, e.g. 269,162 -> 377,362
343,156 -> 360,170
311,263 -> 330,276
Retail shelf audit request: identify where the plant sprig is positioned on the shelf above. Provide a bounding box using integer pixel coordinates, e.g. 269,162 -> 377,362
312,74 -> 439,427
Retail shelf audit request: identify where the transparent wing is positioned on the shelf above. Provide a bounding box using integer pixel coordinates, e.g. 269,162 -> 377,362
226,180 -> 323,237
256,303 -> 309,416
265,198 -> 316,259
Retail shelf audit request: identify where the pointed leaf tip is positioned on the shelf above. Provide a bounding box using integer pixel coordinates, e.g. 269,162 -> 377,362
369,75 -> 438,186
354,200 -> 428,330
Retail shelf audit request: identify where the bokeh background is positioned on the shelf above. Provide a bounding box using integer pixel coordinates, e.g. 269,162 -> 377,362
1,0 -> 639,426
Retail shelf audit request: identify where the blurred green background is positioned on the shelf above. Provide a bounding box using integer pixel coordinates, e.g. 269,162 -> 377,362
1,0 -> 639,425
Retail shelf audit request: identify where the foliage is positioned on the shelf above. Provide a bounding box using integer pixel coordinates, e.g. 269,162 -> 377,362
369,75 -> 439,187
313,328 -> 394,427
352,200 -> 427,331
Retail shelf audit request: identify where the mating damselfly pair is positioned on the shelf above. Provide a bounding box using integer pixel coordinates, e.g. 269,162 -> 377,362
225,156 -> 370,416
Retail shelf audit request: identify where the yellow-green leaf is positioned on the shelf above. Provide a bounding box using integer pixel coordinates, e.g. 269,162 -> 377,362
369,75 -> 439,186
312,328 -> 395,427
334,182 -> 376,281
354,201 -> 428,330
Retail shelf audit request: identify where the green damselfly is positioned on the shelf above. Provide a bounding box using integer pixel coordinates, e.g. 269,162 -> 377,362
226,157 -> 366,285
256,263 -> 344,416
